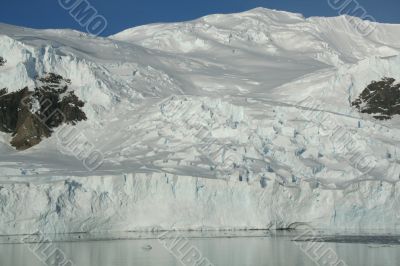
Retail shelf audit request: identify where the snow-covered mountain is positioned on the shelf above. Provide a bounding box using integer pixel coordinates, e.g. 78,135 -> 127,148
1,8 -> 400,234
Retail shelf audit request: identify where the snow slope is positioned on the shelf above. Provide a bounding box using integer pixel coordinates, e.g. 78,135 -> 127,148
1,8 -> 400,234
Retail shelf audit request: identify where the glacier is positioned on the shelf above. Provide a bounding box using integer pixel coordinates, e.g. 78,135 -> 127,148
1,173 -> 400,235
0,8 -> 400,235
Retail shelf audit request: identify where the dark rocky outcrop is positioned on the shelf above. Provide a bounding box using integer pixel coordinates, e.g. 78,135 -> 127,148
0,73 -> 87,150
31,73 -> 86,127
0,88 -> 32,133
0,57 -> 6,66
352,77 -> 400,120
0,88 -> 7,96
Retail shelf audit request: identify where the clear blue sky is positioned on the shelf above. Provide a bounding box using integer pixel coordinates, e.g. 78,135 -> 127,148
1,0 -> 399,36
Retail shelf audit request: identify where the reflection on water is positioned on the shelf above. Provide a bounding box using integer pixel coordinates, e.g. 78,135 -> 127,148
0,231 -> 399,266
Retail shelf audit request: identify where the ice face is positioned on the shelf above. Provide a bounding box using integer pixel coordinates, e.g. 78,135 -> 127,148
0,8 -> 400,234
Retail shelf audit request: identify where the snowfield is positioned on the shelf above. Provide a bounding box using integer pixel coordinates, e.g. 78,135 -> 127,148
0,8 -> 400,234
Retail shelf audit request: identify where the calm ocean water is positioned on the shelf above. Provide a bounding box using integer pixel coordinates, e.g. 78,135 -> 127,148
1,231 -> 399,266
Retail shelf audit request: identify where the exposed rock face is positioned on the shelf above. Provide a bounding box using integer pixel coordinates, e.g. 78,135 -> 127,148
0,57 -> 5,66
0,73 -> 87,150
0,88 -> 32,133
32,73 -> 86,127
352,78 -> 400,120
